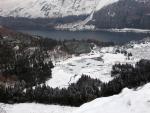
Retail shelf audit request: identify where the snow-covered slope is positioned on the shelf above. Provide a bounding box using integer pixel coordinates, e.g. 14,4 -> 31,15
73,83 -> 150,113
46,38 -> 150,88
0,0 -> 119,18
1,83 -> 150,113
127,41 -> 150,60
46,46 -> 134,88
0,103 -> 76,113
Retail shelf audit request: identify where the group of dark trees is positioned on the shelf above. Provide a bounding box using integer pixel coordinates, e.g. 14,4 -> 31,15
14,50 -> 54,86
62,39 -> 115,55
0,42 -> 54,87
1,59 -> 150,106
101,59 -> 150,97
0,15 -> 88,30
0,27 -> 62,87
0,75 -> 101,106
115,49 -> 132,59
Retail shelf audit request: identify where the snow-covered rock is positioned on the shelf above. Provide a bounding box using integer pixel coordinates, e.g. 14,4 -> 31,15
73,83 -> 150,113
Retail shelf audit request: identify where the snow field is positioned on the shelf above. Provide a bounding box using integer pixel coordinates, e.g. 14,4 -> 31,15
47,46 -> 134,88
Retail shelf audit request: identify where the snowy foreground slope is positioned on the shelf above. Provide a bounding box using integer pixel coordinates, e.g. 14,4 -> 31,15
0,103 -> 76,113
73,83 -> 150,113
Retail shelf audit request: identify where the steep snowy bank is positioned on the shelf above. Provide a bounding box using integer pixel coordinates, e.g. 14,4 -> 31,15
73,83 -> 150,113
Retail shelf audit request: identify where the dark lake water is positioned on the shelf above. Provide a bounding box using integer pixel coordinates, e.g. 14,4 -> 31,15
17,29 -> 150,43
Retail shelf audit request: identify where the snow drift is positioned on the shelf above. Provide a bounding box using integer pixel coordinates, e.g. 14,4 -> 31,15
73,83 -> 150,113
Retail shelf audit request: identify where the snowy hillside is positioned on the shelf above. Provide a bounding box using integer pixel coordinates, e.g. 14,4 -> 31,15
73,83 -> 150,113
46,46 -> 134,88
0,0 -> 119,18
127,41 -> 150,60
46,38 -> 150,89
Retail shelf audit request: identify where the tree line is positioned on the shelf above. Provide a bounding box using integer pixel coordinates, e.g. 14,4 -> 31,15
1,59 -> 150,106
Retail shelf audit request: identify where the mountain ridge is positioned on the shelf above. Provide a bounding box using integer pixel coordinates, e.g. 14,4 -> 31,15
0,0 -> 119,18
0,0 -> 150,30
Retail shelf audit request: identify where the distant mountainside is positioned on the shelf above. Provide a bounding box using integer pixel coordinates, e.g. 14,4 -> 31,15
92,0 -> 150,29
0,0 -> 150,30
0,0 -> 118,18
